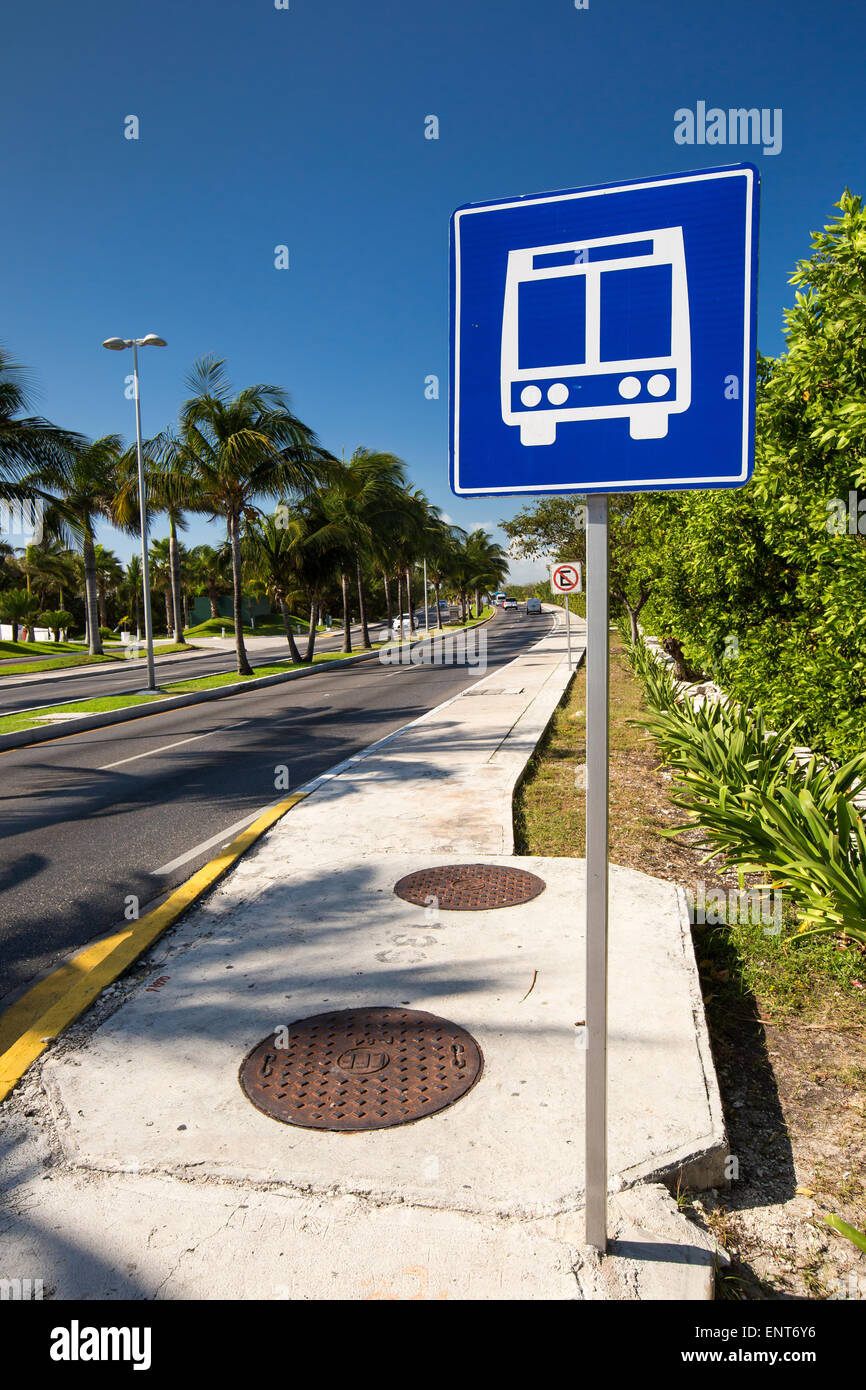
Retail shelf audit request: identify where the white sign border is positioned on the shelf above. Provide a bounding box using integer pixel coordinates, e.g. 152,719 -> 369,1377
551,561 -> 583,594
451,166 -> 756,496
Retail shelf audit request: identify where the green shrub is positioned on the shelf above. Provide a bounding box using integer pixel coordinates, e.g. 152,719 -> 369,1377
626,636 -> 866,947
39,609 -> 74,641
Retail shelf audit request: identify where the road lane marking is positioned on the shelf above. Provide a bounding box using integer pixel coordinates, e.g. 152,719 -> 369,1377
97,721 -> 249,770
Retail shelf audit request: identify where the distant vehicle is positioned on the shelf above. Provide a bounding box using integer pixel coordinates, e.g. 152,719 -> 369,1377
438,599 -> 451,612
525,597 -> 542,614
493,591 -> 507,606
504,597 -> 518,610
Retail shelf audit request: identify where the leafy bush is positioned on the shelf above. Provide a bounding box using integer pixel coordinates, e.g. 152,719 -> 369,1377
39,609 -> 73,641
627,637 -> 866,947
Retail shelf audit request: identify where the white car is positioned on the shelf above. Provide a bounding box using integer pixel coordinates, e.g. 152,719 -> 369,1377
504,597 -> 518,610
392,613 -> 413,635
525,597 -> 542,614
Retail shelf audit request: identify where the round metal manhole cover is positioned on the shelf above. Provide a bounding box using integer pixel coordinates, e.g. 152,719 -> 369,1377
239,1007 -> 483,1131
393,863 -> 546,911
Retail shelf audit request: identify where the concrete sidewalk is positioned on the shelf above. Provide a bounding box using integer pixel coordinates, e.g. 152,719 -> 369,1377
1,615 -> 725,1300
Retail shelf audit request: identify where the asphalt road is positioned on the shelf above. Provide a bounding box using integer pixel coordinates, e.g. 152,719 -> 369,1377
0,609 -> 551,1003
0,623 -> 383,717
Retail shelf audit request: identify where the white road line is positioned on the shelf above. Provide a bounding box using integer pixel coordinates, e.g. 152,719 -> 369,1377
152,793 -> 286,876
98,721 -> 249,771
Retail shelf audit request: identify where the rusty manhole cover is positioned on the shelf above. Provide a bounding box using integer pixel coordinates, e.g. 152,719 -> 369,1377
393,863 -> 546,911
239,1006 -> 483,1131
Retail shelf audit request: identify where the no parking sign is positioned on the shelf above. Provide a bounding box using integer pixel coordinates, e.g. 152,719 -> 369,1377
551,561 -> 582,594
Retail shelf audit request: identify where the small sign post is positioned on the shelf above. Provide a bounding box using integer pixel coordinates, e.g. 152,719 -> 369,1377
551,560 -> 583,670
450,164 -> 759,1252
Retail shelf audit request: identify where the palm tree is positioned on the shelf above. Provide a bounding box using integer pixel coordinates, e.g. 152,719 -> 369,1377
22,540 -> 78,611
130,442 -> 209,645
0,588 -> 40,643
52,436 -> 125,654
380,488 -> 433,638
464,529 -> 509,620
148,538 -> 180,635
425,521 -> 466,630
92,545 -> 124,629
313,450 -> 408,651
175,357 -> 334,675
0,348 -> 84,500
187,543 -> 231,621
39,608 -> 73,643
280,494 -> 342,663
121,554 -> 143,636
244,514 -> 306,662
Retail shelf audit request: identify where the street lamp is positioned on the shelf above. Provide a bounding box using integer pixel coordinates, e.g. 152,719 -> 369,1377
102,334 -> 167,691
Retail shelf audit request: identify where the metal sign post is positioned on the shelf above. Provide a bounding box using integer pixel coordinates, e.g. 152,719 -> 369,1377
584,494 -> 609,1250
551,561 -> 582,672
449,163 -> 759,1261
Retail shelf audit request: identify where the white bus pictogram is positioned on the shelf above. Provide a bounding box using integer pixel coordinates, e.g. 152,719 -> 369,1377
501,227 -> 691,446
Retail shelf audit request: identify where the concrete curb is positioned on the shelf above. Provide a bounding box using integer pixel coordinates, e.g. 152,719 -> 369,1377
0,616 -> 496,754
0,794 -> 307,1103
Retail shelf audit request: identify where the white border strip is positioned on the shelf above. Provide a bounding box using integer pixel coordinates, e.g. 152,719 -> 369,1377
452,166 -> 755,494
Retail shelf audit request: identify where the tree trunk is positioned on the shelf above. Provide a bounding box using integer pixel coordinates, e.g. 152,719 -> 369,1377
356,558 -> 371,649
434,580 -> 443,630
229,510 -> 253,675
279,596 -> 303,663
169,518 -> 186,644
207,581 -> 220,620
474,587 -> 481,620
304,599 -> 318,662
341,571 -> 352,653
167,522 -> 186,644
661,635 -> 700,682
406,567 -> 415,633
382,571 -> 392,627
82,534 -> 103,655
396,573 -> 403,632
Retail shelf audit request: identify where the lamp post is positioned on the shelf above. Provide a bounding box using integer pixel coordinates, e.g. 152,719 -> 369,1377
102,334 -> 166,691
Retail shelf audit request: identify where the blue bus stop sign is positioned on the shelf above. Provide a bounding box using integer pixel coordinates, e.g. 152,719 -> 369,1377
449,163 -> 759,497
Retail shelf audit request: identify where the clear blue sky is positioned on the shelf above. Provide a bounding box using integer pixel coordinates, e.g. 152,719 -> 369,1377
3,0 -> 863,580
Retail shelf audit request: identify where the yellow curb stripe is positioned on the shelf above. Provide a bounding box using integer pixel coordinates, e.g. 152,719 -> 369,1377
0,792 -> 306,1103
